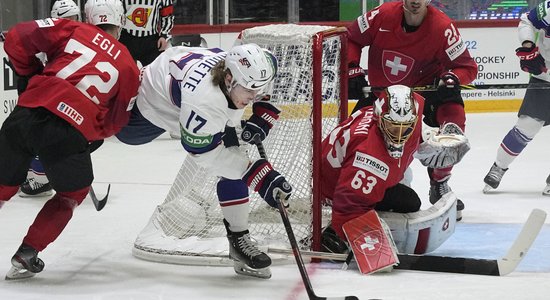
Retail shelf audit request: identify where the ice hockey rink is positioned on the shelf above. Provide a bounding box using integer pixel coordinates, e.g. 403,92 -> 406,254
0,111 -> 549,300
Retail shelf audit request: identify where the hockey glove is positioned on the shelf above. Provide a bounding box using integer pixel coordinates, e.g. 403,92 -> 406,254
348,63 -> 369,101
516,44 -> 547,75
243,159 -> 292,208
436,72 -> 462,103
414,123 -> 470,169
241,100 -> 281,144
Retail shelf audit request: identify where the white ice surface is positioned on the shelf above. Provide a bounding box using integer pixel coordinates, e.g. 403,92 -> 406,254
1,112 -> 549,300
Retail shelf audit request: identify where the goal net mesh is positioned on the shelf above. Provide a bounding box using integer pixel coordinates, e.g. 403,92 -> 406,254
133,24 -> 347,265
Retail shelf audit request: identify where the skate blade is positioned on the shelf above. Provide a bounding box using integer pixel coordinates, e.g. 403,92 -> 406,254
5,266 -> 36,280
233,261 -> 271,279
543,185 -> 550,196
19,191 -> 53,198
482,184 -> 494,194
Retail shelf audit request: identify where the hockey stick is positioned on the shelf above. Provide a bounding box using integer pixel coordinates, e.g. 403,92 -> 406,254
89,184 -> 110,211
269,208 -> 546,276
364,83 -> 545,93
255,140 -> 359,300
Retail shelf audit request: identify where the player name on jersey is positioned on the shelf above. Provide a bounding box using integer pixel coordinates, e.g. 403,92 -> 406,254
92,33 -> 121,60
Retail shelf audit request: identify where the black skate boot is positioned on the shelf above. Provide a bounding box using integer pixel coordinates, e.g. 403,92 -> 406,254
5,244 -> 45,280
483,163 -> 508,193
224,219 -> 271,279
20,178 -> 53,197
429,179 -> 464,222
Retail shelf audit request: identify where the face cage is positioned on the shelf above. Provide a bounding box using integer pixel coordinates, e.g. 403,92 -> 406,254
379,115 -> 417,157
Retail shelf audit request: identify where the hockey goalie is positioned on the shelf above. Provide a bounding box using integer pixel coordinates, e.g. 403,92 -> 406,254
320,85 -> 465,274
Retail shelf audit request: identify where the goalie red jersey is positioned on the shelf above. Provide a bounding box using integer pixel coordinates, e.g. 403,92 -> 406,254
4,18 -> 140,141
321,88 -> 425,238
347,1 -> 477,87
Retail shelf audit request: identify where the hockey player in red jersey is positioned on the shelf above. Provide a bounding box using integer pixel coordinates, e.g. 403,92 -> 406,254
321,85 -> 464,273
0,0 -> 139,279
322,85 -> 424,239
346,0 -> 477,221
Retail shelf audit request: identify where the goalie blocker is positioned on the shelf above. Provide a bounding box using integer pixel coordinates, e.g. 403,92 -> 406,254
341,192 -> 457,274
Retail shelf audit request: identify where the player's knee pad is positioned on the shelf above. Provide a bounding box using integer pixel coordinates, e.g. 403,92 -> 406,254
217,178 -> 249,205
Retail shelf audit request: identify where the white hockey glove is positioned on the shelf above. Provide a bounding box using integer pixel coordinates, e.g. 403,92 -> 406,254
414,123 -> 470,169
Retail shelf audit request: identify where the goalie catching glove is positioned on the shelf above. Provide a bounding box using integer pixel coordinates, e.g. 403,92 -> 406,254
243,159 -> 292,208
414,122 -> 470,169
241,99 -> 281,144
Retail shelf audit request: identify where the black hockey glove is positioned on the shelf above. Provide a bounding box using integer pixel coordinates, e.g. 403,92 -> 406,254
516,44 -> 547,75
243,159 -> 292,208
436,71 -> 461,103
348,63 -> 369,101
241,100 -> 281,144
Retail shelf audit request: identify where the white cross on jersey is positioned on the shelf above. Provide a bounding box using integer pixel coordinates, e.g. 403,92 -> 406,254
360,235 -> 380,251
385,56 -> 408,76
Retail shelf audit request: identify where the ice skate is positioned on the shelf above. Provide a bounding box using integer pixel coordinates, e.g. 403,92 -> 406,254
430,179 -> 464,221
543,174 -> 550,196
224,219 -> 271,279
5,244 -> 44,280
19,178 -> 53,198
483,163 -> 508,193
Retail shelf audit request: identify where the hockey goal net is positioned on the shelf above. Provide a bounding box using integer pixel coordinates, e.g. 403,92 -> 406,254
133,24 -> 348,265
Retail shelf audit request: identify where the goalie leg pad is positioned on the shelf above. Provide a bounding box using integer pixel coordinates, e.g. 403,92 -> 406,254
378,191 -> 457,254
342,210 -> 399,274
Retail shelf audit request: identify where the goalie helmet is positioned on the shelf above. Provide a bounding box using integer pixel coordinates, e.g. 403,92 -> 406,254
84,0 -> 125,27
51,0 -> 80,20
375,85 -> 418,158
225,43 -> 278,92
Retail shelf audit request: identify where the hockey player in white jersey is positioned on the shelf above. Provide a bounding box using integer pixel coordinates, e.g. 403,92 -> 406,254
116,43 -> 292,278
483,1 -> 550,195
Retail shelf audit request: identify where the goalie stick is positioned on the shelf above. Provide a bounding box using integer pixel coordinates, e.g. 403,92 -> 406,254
89,184 -> 110,211
255,140 -> 359,300
269,208 -> 546,276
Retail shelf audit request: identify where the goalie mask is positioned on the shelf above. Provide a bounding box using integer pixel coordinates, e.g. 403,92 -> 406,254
376,85 -> 418,158
225,43 -> 278,94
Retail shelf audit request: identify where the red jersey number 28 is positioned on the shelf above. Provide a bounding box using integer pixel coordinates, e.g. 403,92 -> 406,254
56,38 -> 119,104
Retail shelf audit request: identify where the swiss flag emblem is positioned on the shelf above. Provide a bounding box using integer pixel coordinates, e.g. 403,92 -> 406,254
342,210 -> 399,274
382,50 -> 415,83
352,231 -> 383,256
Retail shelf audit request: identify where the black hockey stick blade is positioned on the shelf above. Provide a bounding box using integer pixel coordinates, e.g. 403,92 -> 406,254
89,184 -> 110,211
396,208 -> 546,275
269,208 -> 546,276
255,140 -> 359,300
